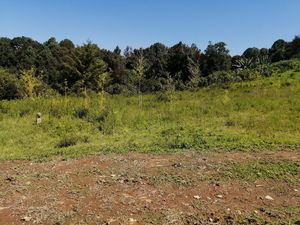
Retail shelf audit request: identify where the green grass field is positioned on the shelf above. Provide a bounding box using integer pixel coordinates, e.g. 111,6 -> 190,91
0,69 -> 299,160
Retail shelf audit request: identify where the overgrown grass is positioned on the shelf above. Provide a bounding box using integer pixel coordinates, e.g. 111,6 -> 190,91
0,69 -> 299,160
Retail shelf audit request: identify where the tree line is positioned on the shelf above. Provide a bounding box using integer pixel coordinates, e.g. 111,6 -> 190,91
0,35 -> 299,100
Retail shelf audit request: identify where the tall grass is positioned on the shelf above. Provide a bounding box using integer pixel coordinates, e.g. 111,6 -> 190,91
0,70 -> 299,160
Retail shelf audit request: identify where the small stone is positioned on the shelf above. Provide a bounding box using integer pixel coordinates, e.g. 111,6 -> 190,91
265,195 -> 274,201
294,189 -> 298,192
193,195 -> 201,199
254,210 -> 259,214
255,184 -> 263,187
21,216 -> 31,222
217,194 -> 223,198
145,199 -> 152,203
129,218 -> 137,223
237,210 -> 242,215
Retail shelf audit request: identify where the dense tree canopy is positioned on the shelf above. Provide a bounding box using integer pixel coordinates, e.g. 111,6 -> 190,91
0,35 -> 299,99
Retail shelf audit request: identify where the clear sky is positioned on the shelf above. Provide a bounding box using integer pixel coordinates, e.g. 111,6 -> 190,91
1,0 -> 299,55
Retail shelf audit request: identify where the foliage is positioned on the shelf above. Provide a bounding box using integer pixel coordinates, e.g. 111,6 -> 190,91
0,68 -> 24,100
207,70 -> 240,85
201,42 -> 232,76
0,70 -> 299,160
56,136 -> 77,148
20,68 -> 44,98
0,36 -> 300,100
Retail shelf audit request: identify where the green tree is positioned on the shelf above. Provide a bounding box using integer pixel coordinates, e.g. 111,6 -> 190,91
269,39 -> 287,62
201,42 -> 231,76
0,68 -> 23,100
20,68 -> 42,98
73,42 -> 110,94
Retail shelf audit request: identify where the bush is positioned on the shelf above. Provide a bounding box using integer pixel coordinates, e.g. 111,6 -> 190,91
96,108 -> 117,134
56,137 -> 77,148
207,71 -> 239,85
271,59 -> 300,73
0,69 -> 24,100
236,69 -> 260,81
74,107 -> 89,119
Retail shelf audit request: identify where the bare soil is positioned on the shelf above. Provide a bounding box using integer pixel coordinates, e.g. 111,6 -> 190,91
0,150 -> 299,225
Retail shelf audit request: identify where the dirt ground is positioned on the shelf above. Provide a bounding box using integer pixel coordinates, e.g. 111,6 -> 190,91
0,150 -> 299,225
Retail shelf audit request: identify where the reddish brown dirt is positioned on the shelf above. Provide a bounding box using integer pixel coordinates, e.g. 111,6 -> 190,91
0,150 -> 299,224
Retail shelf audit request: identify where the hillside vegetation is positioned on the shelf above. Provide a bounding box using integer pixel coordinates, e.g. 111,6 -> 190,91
0,66 -> 299,160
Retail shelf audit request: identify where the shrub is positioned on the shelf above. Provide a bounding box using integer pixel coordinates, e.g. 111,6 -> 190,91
0,68 -> 24,100
271,59 -> 300,73
207,70 -> 239,85
155,91 -> 174,102
236,69 -> 260,81
96,108 -> 117,134
56,137 -> 77,148
74,107 -> 89,119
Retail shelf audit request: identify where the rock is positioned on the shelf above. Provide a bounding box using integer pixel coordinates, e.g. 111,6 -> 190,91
193,195 -> 201,199
21,216 -> 31,222
129,218 -> 137,224
217,194 -> 223,198
294,189 -> 298,192
265,195 -> 274,201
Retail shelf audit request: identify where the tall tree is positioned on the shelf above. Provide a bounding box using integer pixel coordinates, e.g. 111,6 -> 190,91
73,41 -> 110,94
201,42 -> 231,76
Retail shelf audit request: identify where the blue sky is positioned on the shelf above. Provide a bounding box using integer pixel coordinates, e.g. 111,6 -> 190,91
1,0 -> 299,55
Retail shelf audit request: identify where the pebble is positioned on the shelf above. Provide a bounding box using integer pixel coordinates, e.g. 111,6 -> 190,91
217,194 -> 223,198
129,218 -> 137,223
265,195 -> 274,201
294,189 -> 298,192
21,216 -> 31,222
193,195 -> 201,199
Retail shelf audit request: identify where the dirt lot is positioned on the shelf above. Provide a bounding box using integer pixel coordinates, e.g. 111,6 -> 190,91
0,150 -> 299,225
